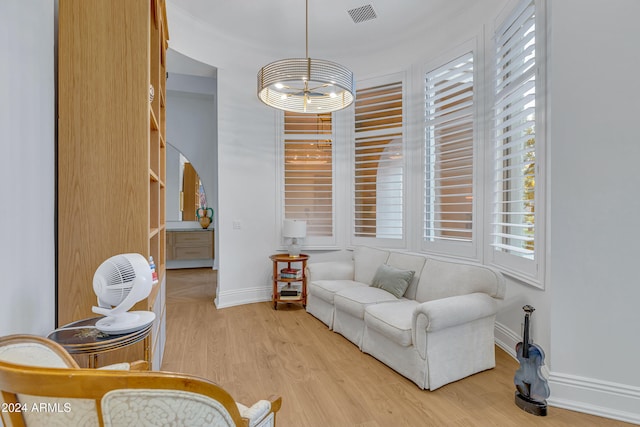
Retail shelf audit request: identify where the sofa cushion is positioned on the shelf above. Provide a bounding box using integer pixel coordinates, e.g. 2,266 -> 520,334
371,264 -> 415,298
353,246 -> 390,284
334,287 -> 399,319
309,280 -> 365,304
415,258 -> 506,303
386,252 -> 427,299
364,300 -> 419,347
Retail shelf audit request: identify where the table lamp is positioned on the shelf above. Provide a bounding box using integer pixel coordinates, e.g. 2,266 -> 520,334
283,219 -> 306,257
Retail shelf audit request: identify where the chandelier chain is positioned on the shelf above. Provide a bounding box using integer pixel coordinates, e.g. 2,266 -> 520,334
256,0 -> 355,113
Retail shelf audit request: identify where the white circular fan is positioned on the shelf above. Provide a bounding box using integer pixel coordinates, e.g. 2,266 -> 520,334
91,253 -> 156,334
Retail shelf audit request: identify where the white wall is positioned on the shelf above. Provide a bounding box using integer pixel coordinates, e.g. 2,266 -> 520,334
165,90 -> 216,203
0,0 -> 56,336
214,65 -> 281,306
544,0 -> 640,420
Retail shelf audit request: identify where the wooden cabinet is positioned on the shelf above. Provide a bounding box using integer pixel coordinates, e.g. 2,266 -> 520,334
57,0 -> 169,369
270,254 -> 309,310
167,230 -> 214,261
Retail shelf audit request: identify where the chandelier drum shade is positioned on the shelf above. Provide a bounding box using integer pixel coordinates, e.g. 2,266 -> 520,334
257,0 -> 355,113
258,58 -> 354,113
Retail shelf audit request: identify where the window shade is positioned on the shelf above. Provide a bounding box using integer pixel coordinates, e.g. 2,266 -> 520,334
353,81 -> 404,239
284,112 -> 333,237
492,0 -> 537,259
424,52 -> 474,244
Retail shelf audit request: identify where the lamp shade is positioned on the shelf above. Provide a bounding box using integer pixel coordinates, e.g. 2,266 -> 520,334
282,219 -> 307,238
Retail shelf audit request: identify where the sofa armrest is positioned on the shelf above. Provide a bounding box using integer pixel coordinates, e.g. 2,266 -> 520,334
413,293 -> 498,332
412,293 -> 498,358
305,261 -> 354,282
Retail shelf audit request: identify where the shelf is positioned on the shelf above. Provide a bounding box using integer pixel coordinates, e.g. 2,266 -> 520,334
277,276 -> 303,283
148,280 -> 161,308
149,169 -> 159,182
150,106 -> 159,130
278,295 -> 303,302
149,227 -> 160,239
279,286 -> 301,300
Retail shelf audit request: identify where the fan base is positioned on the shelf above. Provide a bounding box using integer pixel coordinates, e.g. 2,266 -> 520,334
95,311 -> 155,335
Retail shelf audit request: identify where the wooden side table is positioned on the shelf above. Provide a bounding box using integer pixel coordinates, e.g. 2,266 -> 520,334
269,253 -> 309,310
48,317 -> 152,368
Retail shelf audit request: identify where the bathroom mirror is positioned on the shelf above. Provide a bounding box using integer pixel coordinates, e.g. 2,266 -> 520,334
166,142 -> 207,221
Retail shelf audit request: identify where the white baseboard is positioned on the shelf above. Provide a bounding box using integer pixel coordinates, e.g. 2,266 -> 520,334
495,321 -> 519,359
494,321 -> 640,424
215,285 -> 271,309
547,373 -> 640,424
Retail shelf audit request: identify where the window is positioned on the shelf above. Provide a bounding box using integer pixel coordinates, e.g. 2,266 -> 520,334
352,80 -> 404,244
490,0 -> 545,284
424,52 -> 476,256
282,111 -> 334,245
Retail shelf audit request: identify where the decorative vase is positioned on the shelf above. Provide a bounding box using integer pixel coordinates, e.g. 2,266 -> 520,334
196,207 -> 213,229
199,216 -> 211,229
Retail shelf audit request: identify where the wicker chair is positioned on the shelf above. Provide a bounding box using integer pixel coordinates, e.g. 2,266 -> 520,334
0,335 -> 281,427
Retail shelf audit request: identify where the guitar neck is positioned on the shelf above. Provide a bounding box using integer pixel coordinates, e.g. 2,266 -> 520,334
522,313 -> 530,358
522,305 -> 535,359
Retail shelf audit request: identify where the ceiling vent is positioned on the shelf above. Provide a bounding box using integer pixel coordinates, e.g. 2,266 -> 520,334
347,4 -> 377,24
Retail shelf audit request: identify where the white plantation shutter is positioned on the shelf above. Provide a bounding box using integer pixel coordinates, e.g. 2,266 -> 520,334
424,52 -> 475,250
283,112 -> 334,240
491,0 -> 542,280
353,81 -> 404,241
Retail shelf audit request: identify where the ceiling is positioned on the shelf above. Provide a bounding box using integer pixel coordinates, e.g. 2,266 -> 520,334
167,48 -> 217,78
166,0 -> 507,75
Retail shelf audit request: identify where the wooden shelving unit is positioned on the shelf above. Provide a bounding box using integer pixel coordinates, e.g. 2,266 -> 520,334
57,0 -> 169,369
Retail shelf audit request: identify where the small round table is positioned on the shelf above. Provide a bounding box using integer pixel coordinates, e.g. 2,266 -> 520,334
48,317 -> 152,368
270,253 -> 309,310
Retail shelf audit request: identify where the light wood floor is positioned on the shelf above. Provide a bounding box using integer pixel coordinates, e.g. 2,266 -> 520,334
162,268 -> 631,426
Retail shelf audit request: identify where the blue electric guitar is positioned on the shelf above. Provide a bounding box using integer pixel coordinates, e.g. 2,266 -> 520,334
514,305 -> 550,415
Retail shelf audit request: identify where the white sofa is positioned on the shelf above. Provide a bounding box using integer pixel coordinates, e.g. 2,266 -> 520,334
305,246 -> 506,390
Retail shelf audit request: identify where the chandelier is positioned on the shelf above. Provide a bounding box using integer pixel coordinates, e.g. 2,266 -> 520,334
257,0 -> 355,113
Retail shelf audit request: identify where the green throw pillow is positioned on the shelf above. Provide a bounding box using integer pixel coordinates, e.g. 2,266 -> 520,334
371,264 -> 415,298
